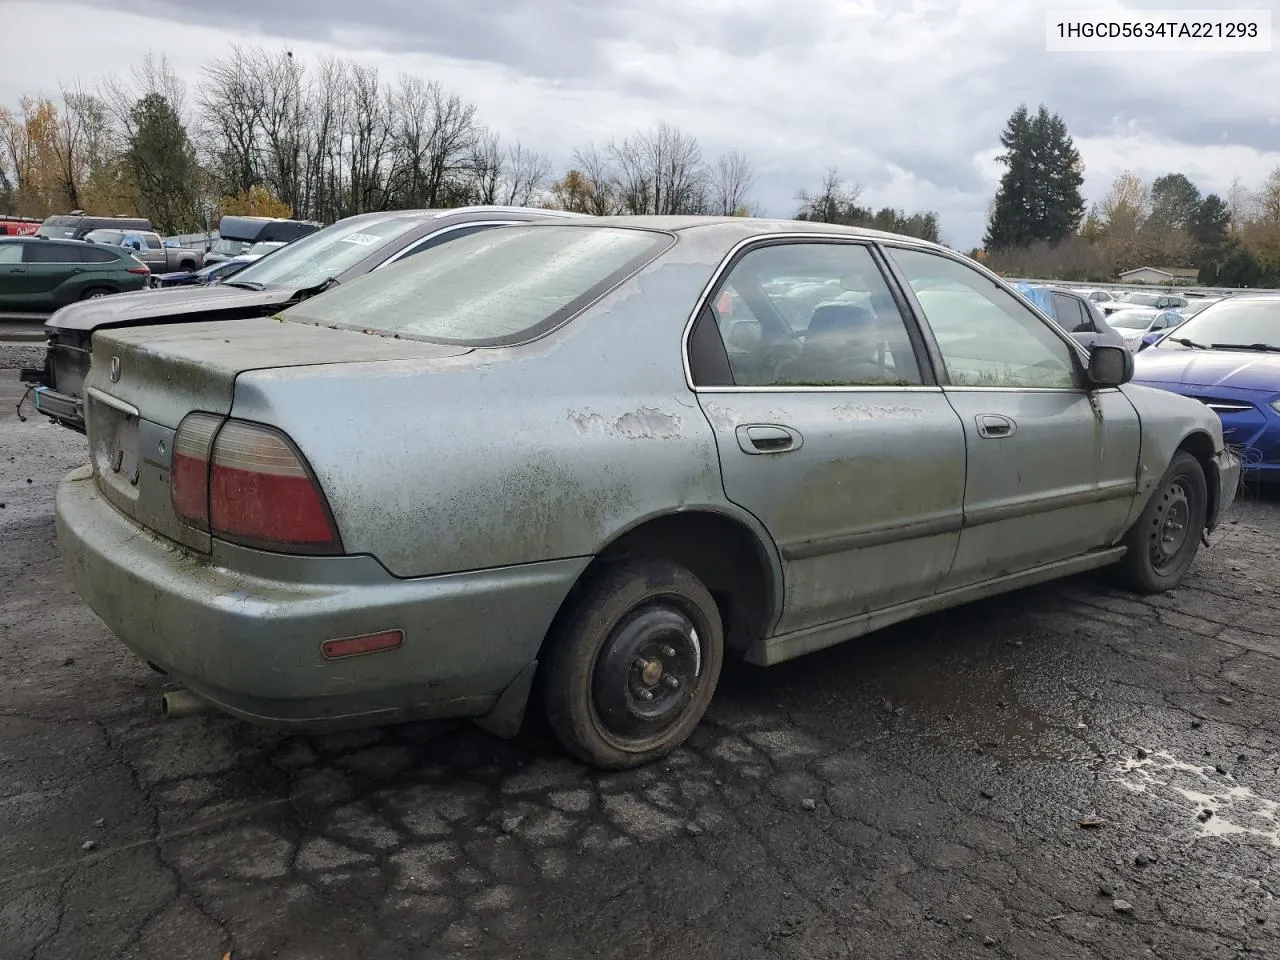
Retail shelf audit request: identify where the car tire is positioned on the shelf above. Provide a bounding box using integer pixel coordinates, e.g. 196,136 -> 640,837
81,287 -> 114,300
541,559 -> 724,769
1113,451 -> 1207,593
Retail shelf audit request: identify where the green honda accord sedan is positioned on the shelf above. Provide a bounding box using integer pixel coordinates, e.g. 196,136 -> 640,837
0,236 -> 150,312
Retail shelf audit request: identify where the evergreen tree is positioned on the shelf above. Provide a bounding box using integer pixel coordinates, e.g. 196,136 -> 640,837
125,92 -> 201,235
984,104 -> 1084,250
1189,193 -> 1231,262
1149,173 -> 1202,229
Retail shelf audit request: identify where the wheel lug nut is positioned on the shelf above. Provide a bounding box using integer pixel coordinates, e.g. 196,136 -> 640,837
662,646 -> 676,658
633,658 -> 649,670
638,688 -> 655,701
663,676 -> 680,689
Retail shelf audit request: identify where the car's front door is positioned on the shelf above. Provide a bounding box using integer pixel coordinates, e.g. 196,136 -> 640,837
882,244 -> 1142,589
0,243 -> 29,309
687,239 -> 967,638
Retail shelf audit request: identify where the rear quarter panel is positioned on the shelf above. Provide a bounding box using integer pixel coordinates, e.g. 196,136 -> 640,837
229,228 -> 771,579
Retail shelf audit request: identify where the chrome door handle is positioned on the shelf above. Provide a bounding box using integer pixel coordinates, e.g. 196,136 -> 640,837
736,423 -> 803,454
975,414 -> 1016,439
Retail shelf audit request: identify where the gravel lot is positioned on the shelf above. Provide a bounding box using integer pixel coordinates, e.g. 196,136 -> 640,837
2,363 -> 1278,960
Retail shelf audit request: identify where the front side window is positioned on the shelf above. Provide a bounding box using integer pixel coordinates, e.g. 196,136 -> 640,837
701,241 -> 923,387
888,246 -> 1081,389
282,224 -> 673,346
23,243 -> 78,264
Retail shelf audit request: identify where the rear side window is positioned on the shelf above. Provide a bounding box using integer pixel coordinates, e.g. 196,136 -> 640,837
0,243 -> 22,264
1052,293 -> 1091,332
81,245 -> 118,263
283,225 -> 675,346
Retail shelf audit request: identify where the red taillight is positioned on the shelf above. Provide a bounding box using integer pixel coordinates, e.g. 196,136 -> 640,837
171,412 -> 222,531
127,262 -> 150,274
209,420 -> 341,553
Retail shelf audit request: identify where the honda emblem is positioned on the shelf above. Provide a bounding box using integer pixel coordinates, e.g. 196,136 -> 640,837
109,356 -> 120,382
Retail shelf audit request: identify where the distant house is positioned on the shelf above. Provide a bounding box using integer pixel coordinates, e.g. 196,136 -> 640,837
1116,266 -> 1200,285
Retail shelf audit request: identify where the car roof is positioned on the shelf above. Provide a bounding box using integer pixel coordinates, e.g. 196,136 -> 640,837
515,214 -> 949,248
0,235 -> 90,246
333,206 -> 589,226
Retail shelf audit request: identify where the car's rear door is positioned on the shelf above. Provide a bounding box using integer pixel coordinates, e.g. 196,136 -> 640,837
687,238 -> 967,642
22,242 -> 81,309
881,244 -> 1141,590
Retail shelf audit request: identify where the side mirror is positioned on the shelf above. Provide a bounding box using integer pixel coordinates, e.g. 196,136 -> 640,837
1086,344 -> 1133,388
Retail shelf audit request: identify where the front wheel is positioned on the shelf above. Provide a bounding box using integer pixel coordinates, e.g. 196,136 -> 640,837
1112,451 -> 1207,593
541,560 -> 724,769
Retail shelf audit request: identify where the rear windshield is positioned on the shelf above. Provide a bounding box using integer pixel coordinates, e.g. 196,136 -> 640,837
36,217 -> 78,239
282,225 -> 675,346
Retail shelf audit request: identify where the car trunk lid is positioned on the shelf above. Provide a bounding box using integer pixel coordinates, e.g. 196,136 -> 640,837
85,318 -> 471,552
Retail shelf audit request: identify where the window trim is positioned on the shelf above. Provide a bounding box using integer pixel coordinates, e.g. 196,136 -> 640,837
875,238 -> 1095,393
680,234 -> 942,393
373,220 -> 523,270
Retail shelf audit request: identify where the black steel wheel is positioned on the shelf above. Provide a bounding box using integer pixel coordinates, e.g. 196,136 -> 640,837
1114,451 -> 1207,593
541,560 -> 723,769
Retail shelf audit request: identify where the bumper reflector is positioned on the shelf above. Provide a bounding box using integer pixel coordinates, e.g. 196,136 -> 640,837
321,629 -> 405,660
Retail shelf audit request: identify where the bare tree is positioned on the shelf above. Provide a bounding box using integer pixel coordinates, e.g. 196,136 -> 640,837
501,141 -> 550,206
795,168 -> 861,223
710,149 -> 754,215
256,48 -> 307,214
102,51 -> 189,145
50,85 -> 111,209
571,144 -> 623,215
197,46 -> 266,196
608,122 -> 707,215
467,129 -> 503,205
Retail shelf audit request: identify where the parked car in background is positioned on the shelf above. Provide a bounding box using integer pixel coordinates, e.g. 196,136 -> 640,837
0,215 -> 42,236
151,256 -> 255,289
1132,293 -> 1280,480
53,216 -> 1238,768
1106,307 -> 1185,351
203,216 -> 321,263
1015,282 -> 1126,350
1076,288 -> 1117,305
0,237 -> 149,313
1178,296 -> 1223,319
149,240 -> 284,289
36,212 -> 153,241
84,229 -> 204,272
243,240 -> 286,258
1103,290 -> 1188,315
27,206 -> 588,432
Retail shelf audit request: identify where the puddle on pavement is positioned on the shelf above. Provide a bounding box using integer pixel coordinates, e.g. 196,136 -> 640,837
1114,752 -> 1280,846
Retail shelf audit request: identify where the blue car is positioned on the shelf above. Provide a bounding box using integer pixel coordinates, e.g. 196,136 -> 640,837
1132,293 -> 1280,480
151,256 -> 253,289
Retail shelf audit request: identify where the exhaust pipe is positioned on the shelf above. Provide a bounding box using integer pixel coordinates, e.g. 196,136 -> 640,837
160,689 -> 214,719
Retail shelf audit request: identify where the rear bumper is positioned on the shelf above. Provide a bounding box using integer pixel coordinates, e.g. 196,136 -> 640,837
55,465 -> 589,731
1207,448 -> 1242,531
34,386 -> 85,430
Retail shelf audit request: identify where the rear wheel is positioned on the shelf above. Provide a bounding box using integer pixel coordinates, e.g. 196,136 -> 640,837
541,560 -> 723,769
1113,451 -> 1207,593
81,287 -> 114,300
179,259 -> 196,271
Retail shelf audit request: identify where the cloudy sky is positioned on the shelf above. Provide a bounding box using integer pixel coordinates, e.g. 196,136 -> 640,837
4,0 -> 1279,248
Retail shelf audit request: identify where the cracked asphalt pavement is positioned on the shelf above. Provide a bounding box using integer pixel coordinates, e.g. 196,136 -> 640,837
2,364 -> 1279,960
